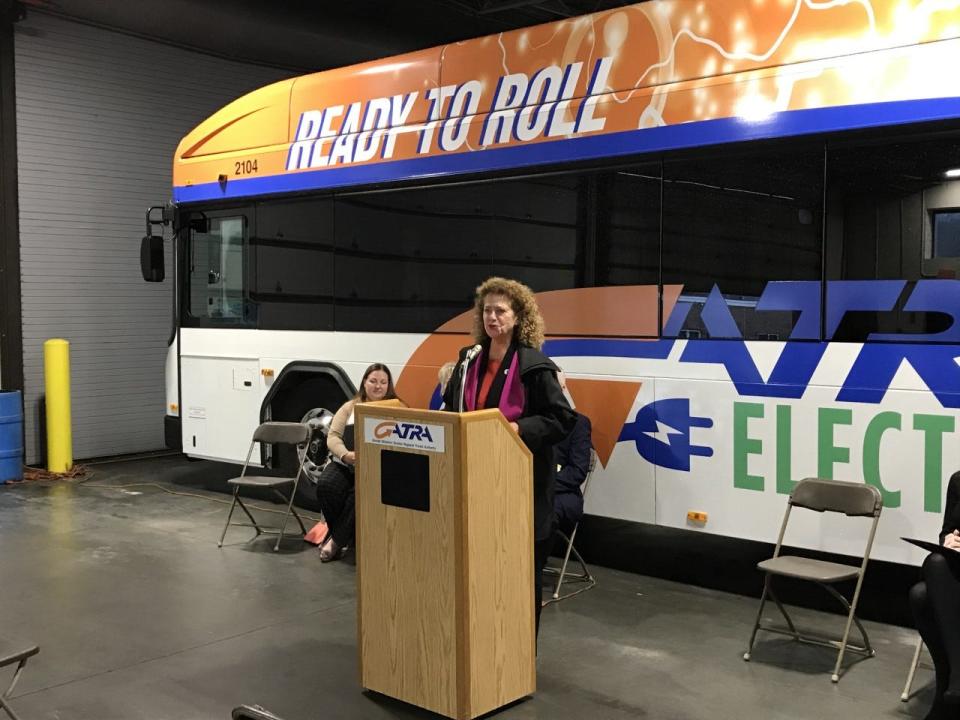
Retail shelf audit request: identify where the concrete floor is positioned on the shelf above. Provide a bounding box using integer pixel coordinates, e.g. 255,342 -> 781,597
0,455 -> 937,719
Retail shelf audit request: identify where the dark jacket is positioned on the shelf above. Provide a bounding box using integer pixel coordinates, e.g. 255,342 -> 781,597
554,412 -> 592,532
443,341 -> 577,541
940,471 -> 960,544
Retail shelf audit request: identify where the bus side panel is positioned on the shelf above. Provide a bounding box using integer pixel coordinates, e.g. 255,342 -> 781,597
164,337 -> 181,450
582,376 -> 657,526
180,356 -> 262,463
648,365 -> 955,566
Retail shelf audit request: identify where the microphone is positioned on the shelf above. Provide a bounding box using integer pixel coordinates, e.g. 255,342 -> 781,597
458,344 -> 483,412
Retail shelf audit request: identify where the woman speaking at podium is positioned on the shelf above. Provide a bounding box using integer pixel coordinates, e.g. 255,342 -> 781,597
443,277 -> 576,635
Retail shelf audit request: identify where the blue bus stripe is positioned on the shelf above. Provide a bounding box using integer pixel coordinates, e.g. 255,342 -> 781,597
543,338 -> 674,359
174,97 -> 960,204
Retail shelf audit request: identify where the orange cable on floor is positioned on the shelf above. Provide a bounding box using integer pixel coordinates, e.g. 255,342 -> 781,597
19,464 -> 89,482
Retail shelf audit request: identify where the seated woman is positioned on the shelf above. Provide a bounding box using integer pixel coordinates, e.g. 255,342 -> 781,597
316,363 -> 398,562
910,470 -> 960,719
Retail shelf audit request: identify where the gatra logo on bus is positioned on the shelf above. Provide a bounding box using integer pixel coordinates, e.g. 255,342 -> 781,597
374,421 -> 434,442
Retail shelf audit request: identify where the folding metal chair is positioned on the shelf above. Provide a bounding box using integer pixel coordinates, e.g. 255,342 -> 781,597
0,638 -> 38,720
543,448 -> 598,604
743,478 -> 883,682
901,635 -> 931,702
232,705 -> 286,720
218,421 -> 311,552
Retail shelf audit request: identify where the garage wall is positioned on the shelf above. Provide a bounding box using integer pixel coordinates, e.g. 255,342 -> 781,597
15,12 -> 292,462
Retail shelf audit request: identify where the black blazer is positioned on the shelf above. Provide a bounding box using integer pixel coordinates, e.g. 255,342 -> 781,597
443,341 -> 577,540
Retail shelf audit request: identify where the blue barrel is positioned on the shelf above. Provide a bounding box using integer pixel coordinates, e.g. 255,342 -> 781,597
0,391 -> 23,484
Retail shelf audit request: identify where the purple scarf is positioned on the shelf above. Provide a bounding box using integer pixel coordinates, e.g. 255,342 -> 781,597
462,348 -> 525,421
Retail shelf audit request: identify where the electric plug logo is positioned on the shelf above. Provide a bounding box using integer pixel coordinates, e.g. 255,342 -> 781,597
619,398 -> 714,471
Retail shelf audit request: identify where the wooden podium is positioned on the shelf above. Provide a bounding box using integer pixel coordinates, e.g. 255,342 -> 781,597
355,400 -> 535,720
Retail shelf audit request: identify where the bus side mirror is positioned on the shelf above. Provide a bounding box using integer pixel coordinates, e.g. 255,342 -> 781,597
140,235 -> 165,282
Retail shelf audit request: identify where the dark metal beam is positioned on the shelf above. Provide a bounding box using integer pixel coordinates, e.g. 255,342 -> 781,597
476,0 -> 558,15
0,0 -> 24,392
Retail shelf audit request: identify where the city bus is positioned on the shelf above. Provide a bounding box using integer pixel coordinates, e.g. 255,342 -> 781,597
145,0 -> 960,569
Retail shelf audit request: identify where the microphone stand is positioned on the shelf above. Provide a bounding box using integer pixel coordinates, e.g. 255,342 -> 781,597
458,347 -> 480,413
458,356 -> 470,413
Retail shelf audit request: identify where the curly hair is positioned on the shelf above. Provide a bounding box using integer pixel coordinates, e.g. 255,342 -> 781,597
471,277 -> 545,348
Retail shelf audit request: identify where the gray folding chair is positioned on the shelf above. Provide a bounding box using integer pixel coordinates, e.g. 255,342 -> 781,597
743,478 -> 883,682
543,448 -> 598,604
0,638 -> 38,720
218,421 -> 311,552
232,705 -> 286,720
901,635 -> 930,702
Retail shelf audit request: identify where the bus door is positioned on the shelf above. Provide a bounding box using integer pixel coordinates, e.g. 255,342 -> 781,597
180,208 -> 261,463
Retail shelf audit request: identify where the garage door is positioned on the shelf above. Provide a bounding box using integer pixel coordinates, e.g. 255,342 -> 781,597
15,12 -> 291,462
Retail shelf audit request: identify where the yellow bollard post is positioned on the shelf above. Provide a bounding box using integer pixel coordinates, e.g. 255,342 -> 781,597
44,338 -> 73,472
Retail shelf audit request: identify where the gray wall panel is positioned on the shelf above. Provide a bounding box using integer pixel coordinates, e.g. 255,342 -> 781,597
15,13 -> 290,462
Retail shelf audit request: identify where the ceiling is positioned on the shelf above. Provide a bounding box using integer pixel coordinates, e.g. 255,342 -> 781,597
16,0 -> 638,71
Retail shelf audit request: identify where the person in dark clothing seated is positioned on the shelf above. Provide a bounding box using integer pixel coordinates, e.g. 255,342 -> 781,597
910,470 -> 960,720
553,408 -> 592,536
316,363 -> 398,562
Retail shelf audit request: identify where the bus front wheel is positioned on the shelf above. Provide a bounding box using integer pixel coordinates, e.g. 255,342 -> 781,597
300,406 -> 334,485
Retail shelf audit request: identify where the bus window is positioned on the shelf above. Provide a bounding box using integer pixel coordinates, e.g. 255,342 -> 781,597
488,175 -> 583,293
333,184 -> 496,333
825,132 -> 960,342
186,214 -> 250,324
253,199 -> 334,331
598,164 -> 660,290
661,144 -> 824,341
932,211 -> 960,259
